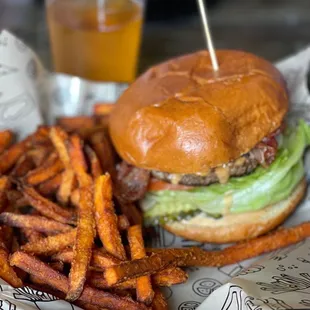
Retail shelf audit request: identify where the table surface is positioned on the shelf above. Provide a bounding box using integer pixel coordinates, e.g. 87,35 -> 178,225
1,0 -> 310,73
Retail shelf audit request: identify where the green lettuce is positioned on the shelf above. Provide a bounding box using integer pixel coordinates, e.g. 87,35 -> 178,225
142,120 -> 310,223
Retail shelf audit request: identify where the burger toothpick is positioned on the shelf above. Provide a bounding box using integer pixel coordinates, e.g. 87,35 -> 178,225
197,0 -> 219,71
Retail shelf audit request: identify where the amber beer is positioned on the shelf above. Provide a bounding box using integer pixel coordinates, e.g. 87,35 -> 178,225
46,0 -> 144,83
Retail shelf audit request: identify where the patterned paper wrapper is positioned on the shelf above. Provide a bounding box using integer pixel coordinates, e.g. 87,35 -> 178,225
1,29 -> 310,310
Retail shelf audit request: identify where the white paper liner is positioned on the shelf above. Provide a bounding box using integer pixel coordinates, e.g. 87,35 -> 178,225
1,30 -> 310,310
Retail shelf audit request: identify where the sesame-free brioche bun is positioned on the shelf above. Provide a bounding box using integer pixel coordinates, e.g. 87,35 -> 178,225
109,50 -> 289,174
164,178 -> 306,243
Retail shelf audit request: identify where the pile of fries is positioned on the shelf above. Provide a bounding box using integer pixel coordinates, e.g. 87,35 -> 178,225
0,104 -> 310,309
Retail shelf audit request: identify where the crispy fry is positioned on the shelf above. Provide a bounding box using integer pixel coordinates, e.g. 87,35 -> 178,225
67,186 -> 95,301
21,229 -> 76,255
0,213 -> 72,234
0,130 -> 13,154
94,174 -> 126,260
6,190 -> 29,209
0,247 -> 22,287
85,145 -> 103,178
151,289 -> 168,310
21,185 -> 75,224
21,228 -> 44,243
57,169 -> 76,205
89,267 -> 187,290
49,126 -> 70,167
30,126 -> 51,146
117,215 -> 130,231
26,147 -> 51,166
52,248 -> 122,268
93,103 -> 114,116
152,268 -> 188,287
10,154 -> 35,178
0,139 -> 28,174
89,131 -> 115,177
68,134 -> 92,187
0,225 -> 13,250
128,225 -> 154,305
10,252 -> 148,310
24,153 -> 64,185
0,176 -> 11,213
57,116 -> 96,133
70,188 -> 80,208
38,173 -> 62,196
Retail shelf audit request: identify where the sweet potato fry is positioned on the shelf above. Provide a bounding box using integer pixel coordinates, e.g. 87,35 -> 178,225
0,139 -> 28,174
89,267 -> 187,290
94,174 -> 126,260
152,268 -> 188,287
10,252 -> 148,310
117,215 -> 130,231
128,225 -> 154,305
21,229 -> 77,255
0,176 -> 11,213
49,126 -> 70,167
0,245 -> 22,287
0,213 -> 72,234
57,169 -> 76,205
30,126 -> 51,146
38,173 -> 62,196
85,145 -> 103,178
151,289 -> 168,310
0,225 -> 13,250
26,147 -> 51,166
52,248 -> 122,268
93,103 -> 114,116
21,228 -> 44,243
0,130 -> 13,153
89,131 -> 115,177
24,153 -> 64,185
57,116 -> 96,133
10,154 -> 35,178
70,188 -> 80,208
21,185 -> 75,224
67,185 -> 95,301
6,190 -> 29,209
68,134 -> 92,187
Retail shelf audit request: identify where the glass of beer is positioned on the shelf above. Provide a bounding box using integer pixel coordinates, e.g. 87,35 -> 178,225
46,0 -> 144,83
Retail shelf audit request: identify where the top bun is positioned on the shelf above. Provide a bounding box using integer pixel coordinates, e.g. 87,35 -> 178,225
109,50 -> 289,174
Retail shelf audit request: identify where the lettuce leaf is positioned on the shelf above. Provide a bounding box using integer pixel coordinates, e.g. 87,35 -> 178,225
142,120 -> 310,222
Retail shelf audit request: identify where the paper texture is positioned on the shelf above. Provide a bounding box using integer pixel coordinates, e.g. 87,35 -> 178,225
1,30 -> 310,310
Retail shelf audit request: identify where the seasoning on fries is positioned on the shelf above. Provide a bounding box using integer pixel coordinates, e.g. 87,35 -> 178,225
0,106 -> 308,310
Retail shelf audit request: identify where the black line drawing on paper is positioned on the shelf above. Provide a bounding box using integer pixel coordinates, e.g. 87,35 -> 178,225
238,264 -> 265,276
297,257 -> 310,264
276,264 -> 298,272
220,285 -> 262,310
300,299 -> 310,307
218,263 -> 244,278
0,285 -> 3,292
269,241 -> 305,261
178,301 -> 201,310
257,297 -> 293,310
0,93 -> 35,123
161,287 -> 173,300
0,300 -> 17,310
192,278 -> 222,297
257,273 -> 310,295
0,64 -> 18,78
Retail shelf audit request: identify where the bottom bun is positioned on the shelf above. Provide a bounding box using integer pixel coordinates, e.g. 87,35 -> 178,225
164,178 -> 307,243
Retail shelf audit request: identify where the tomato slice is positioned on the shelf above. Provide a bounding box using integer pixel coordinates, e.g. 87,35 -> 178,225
148,178 -> 193,191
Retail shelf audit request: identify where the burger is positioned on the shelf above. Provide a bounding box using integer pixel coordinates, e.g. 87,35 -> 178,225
109,50 -> 310,243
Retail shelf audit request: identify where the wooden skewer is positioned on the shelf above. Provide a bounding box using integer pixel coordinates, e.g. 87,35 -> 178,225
197,0 -> 219,71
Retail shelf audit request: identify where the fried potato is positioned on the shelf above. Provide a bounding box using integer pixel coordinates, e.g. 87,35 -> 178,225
94,174 -> 126,260
93,103 -> 114,116
0,130 -> 13,154
128,225 -> 154,305
0,213 -> 72,234
11,154 -> 35,178
151,289 -> 168,310
37,173 -> 62,196
0,176 -> 11,213
57,169 -> 76,205
85,145 -> 103,178
10,252 -> 148,310
57,116 -> 96,133
21,229 -> 77,255
21,185 -> 75,224
67,186 -> 95,301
